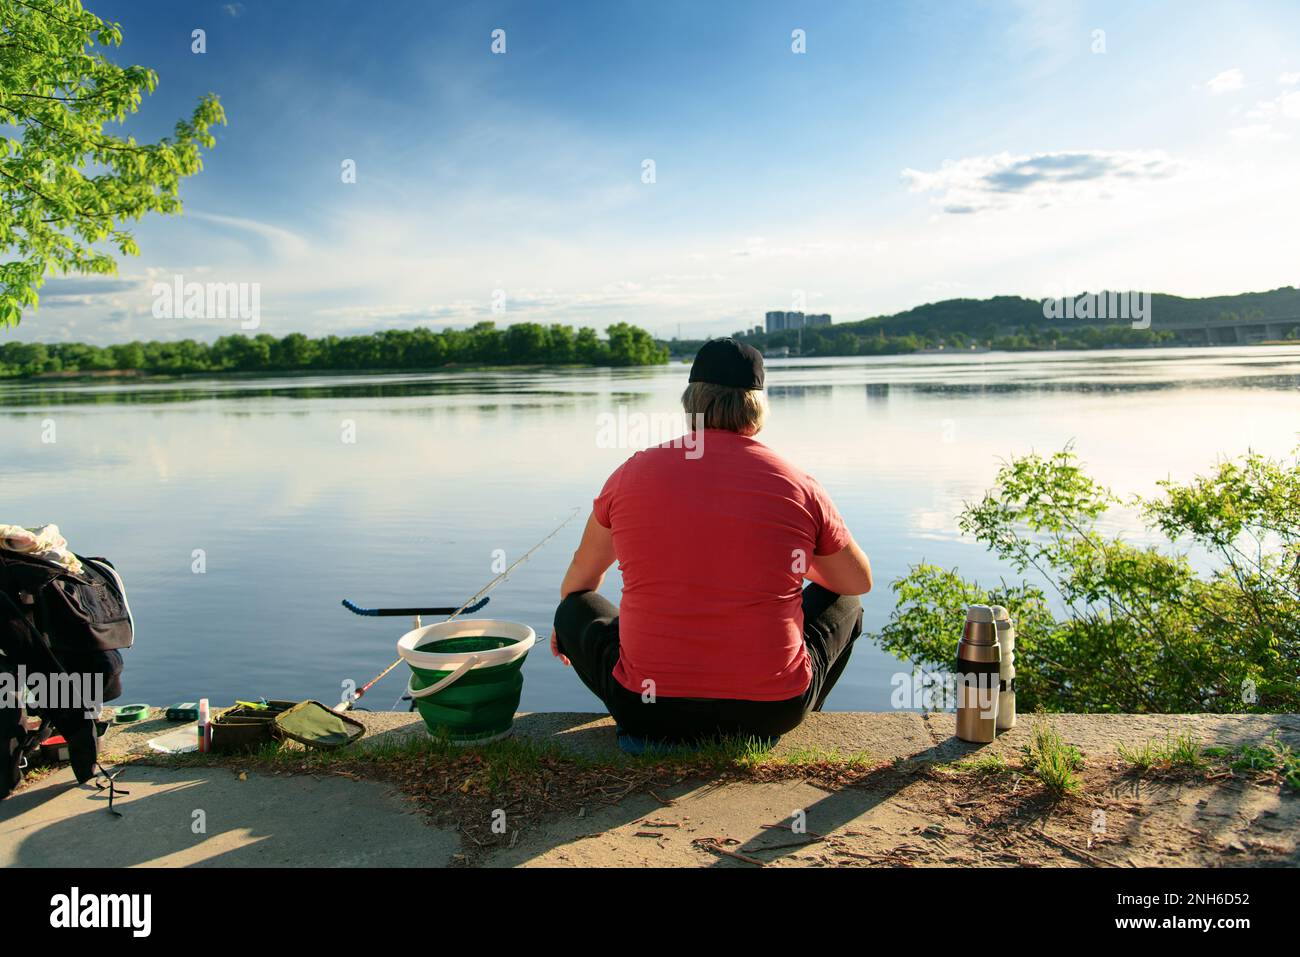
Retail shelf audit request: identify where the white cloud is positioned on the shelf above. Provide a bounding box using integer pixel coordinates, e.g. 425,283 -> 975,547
727,237 -> 858,262
1230,123 -> 1288,142
902,150 -> 1184,215
186,211 -> 311,260
1277,71 -> 1300,86
1206,68 -> 1246,93
1247,89 -> 1300,121
306,276 -> 749,335
1239,89 -> 1300,139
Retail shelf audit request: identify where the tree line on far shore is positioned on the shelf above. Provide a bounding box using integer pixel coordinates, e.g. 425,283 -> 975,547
0,321 -> 669,378
733,323 -> 1179,358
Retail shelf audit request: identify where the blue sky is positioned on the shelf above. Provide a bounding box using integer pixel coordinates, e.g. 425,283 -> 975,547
18,0 -> 1300,343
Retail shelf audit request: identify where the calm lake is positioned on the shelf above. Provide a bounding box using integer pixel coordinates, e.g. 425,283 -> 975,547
4,345 -> 1300,713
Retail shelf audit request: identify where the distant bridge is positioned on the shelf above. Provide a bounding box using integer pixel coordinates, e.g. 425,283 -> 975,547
1159,315 -> 1300,344
1042,315 -> 1300,345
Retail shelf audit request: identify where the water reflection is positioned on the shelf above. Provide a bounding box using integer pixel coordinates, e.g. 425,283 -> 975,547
767,384 -> 834,399
3,345 -> 1297,410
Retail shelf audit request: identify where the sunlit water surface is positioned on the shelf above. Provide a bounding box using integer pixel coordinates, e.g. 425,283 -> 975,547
3,345 -> 1298,712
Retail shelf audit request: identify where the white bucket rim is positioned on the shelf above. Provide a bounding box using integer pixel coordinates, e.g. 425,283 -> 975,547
396,618 -> 535,671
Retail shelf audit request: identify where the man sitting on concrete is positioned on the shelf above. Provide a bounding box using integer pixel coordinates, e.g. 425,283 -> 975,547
551,337 -> 872,744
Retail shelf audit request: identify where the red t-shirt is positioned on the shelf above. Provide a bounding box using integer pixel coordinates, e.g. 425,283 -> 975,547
592,429 -> 852,701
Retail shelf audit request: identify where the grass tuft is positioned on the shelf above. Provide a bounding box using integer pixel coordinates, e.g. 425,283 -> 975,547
1118,733 -> 1206,773
1021,719 -> 1084,798
950,753 -> 1013,774
140,724 -> 875,788
1117,732 -> 1299,790
773,745 -> 873,768
1228,735 -> 1300,791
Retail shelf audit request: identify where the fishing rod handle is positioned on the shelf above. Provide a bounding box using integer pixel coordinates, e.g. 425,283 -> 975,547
340,597 -> 490,617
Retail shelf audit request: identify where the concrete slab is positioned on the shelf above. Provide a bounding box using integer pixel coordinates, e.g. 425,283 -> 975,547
471,710 -> 1300,763
912,711 -> 1300,762
0,764 -> 458,868
101,709 -> 1300,764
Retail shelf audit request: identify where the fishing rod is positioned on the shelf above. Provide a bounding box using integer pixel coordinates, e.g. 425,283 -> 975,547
336,507 -> 581,712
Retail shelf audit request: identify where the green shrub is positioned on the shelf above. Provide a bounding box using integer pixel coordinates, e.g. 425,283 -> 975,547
870,447 -> 1300,713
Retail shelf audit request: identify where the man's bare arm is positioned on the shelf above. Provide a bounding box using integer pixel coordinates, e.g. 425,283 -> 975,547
807,539 -> 873,596
559,512 -> 616,598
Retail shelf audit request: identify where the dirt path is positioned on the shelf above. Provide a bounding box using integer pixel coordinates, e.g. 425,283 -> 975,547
480,762 -> 1298,867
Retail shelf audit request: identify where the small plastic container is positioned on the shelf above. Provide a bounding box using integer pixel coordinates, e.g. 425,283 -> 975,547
166,702 -> 199,722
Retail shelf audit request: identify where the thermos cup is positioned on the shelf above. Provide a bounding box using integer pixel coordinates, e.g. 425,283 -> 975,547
956,605 -> 1000,743
991,605 -> 1017,730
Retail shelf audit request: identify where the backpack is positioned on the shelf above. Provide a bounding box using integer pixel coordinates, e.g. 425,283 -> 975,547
0,550 -> 133,801
0,551 -> 133,657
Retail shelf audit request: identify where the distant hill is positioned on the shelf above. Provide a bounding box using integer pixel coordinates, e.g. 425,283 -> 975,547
673,287 -> 1300,356
852,287 -> 1300,337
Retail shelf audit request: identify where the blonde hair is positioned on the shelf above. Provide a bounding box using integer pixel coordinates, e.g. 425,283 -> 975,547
680,381 -> 768,435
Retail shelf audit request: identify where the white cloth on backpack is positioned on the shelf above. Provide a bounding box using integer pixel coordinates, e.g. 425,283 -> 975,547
0,524 -> 83,575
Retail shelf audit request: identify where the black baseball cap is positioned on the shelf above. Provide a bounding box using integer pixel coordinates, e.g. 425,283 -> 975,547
688,337 -> 765,390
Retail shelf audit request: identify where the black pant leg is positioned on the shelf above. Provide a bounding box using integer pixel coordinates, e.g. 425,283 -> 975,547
799,583 -> 864,712
552,590 -> 624,708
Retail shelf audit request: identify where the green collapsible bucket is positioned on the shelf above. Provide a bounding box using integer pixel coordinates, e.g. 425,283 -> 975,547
396,619 -> 535,745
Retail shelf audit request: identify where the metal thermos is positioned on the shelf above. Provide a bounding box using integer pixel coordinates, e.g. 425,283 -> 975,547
991,605 -> 1016,730
956,605 -> 1000,743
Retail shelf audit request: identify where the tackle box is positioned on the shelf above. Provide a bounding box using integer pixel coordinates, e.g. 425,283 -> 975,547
209,700 -> 297,754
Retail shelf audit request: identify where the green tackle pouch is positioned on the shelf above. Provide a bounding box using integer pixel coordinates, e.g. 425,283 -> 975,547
273,700 -> 364,750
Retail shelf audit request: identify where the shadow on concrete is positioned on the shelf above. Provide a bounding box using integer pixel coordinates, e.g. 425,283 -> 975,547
512,712 -> 625,758
486,719 -> 1002,867
713,736 -> 988,867
1,765 -> 457,868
